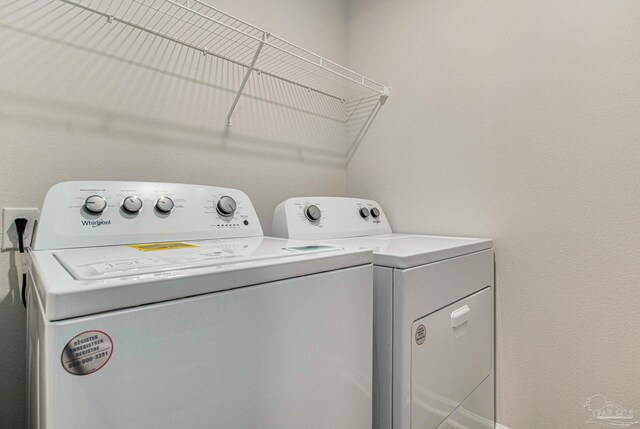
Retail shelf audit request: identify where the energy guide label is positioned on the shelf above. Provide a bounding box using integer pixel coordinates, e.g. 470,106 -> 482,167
61,331 -> 113,376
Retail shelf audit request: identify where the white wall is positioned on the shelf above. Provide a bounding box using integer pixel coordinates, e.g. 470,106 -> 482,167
347,0 -> 640,427
0,0 -> 348,426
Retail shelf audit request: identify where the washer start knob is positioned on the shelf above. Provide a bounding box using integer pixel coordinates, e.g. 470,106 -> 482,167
122,196 -> 143,214
305,205 -> 322,222
370,207 -> 381,218
155,196 -> 174,213
84,195 -> 107,214
216,196 -> 237,217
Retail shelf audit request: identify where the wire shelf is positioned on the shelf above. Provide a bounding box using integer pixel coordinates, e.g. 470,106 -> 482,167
58,0 -> 390,129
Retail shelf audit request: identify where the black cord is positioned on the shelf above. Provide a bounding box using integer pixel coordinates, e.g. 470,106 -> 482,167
21,273 -> 27,308
14,218 -> 28,308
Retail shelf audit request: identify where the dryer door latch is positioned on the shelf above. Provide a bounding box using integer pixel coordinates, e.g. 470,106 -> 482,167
451,305 -> 471,328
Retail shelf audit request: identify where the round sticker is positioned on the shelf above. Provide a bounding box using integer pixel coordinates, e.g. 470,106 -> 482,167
61,330 -> 113,376
415,324 -> 426,345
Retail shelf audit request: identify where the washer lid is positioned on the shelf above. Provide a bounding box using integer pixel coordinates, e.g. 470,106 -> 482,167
29,237 -> 371,321
319,233 -> 492,268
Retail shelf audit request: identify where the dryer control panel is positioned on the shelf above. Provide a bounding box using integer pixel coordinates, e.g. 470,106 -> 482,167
33,181 -> 263,250
272,197 -> 392,240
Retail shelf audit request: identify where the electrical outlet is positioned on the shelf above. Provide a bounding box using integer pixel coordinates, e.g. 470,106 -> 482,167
2,208 -> 40,250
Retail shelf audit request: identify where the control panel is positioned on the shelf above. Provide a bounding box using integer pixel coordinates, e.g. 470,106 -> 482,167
33,182 -> 263,250
272,197 -> 392,240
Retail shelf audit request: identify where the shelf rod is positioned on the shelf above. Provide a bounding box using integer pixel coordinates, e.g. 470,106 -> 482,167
186,0 -> 386,90
59,0 -> 353,102
226,32 -> 266,127
145,0 -> 385,93
118,0 -> 358,99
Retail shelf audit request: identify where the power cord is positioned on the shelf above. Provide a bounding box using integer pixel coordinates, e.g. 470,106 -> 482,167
14,218 -> 28,308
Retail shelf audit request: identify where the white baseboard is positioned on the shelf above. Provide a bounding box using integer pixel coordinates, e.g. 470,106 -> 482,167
495,424 -> 512,429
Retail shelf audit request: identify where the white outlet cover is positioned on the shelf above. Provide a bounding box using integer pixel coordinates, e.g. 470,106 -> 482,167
2,208 -> 40,250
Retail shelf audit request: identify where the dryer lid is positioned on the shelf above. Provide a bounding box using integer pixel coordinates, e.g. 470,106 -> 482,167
319,234 -> 492,268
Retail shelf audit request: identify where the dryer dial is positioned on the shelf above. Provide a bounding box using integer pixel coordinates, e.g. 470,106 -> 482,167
305,205 -> 322,222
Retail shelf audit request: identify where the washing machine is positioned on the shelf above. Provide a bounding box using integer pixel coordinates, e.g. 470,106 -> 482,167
272,197 -> 495,429
26,182 -> 374,429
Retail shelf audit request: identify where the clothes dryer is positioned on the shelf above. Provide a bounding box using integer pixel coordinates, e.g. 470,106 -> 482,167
273,197 -> 494,429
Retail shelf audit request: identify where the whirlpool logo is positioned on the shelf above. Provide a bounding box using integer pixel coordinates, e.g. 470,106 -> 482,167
81,219 -> 111,228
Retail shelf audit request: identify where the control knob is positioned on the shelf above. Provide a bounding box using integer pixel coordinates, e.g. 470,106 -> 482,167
305,205 -> 322,222
217,196 -> 237,217
84,195 -> 107,214
371,207 -> 381,218
122,196 -> 143,214
359,207 -> 370,218
155,196 -> 174,213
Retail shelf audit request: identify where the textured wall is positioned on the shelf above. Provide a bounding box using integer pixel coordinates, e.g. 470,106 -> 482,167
0,0 -> 348,426
347,0 -> 640,427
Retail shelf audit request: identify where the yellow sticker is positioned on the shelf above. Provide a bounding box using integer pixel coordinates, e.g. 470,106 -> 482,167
129,242 -> 199,252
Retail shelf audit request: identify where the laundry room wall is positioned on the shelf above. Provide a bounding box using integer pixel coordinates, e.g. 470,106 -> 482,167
346,0 -> 640,428
0,0 -> 348,426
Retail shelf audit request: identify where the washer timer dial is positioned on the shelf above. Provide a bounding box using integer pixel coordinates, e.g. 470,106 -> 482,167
216,196 -> 237,217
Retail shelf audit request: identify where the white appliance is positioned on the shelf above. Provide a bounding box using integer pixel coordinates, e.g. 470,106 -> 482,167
272,197 -> 495,429
26,182 -> 374,429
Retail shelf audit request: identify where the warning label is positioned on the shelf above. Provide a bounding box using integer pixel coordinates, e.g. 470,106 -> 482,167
129,242 -> 199,252
61,331 -> 113,376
